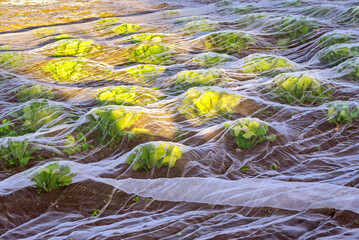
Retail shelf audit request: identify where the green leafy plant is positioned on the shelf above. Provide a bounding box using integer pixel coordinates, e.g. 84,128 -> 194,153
17,85 -> 55,102
191,52 -> 233,67
270,163 -> 278,170
113,23 -> 140,35
317,43 -> 359,65
88,106 -> 146,143
132,196 -> 139,202
96,17 -> 120,28
92,209 -> 101,216
242,54 -> 296,74
229,4 -> 259,14
95,86 -> 164,106
0,45 -> 22,69
174,69 -> 223,87
326,101 -> 359,126
272,15 -> 319,46
178,87 -> 242,119
126,142 -> 183,171
269,73 -> 331,104
31,163 -> 75,193
225,118 -> 276,149
175,16 -> 205,24
335,57 -> 359,79
0,139 -> 40,167
18,100 -> 64,132
43,58 -> 89,82
122,33 -> 163,44
125,64 -> 166,83
319,32 -> 354,48
63,132 -> 94,155
204,31 -> 255,53
128,44 -> 173,65
55,39 -> 96,56
180,20 -> 218,33
0,119 -> 18,137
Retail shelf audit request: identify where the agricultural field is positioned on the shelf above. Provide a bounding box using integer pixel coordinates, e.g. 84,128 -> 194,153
0,0 -> 359,239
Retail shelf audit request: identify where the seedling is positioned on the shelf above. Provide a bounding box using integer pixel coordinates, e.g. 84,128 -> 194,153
225,118 -> 276,149
270,163 -> 278,170
31,162 -> 76,193
132,196 -> 140,202
63,132 -> 94,156
126,142 -> 183,171
92,209 -> 101,216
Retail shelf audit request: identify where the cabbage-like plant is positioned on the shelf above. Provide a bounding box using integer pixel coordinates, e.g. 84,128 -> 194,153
334,57 -> 359,79
125,64 -> 166,83
0,119 -> 17,137
113,23 -> 140,35
95,86 -> 164,106
191,52 -> 233,67
31,163 -> 76,193
316,43 -> 359,65
122,33 -> 163,44
269,73 -> 331,104
225,118 -> 276,149
0,46 -> 22,69
43,58 -> 89,82
319,32 -> 355,48
128,44 -> 173,65
174,69 -> 222,87
228,4 -> 259,14
326,101 -> 359,126
204,31 -> 255,53
0,139 -> 40,167
126,142 -> 183,170
178,87 -> 242,119
17,100 -> 64,132
180,20 -> 218,33
243,54 -> 296,74
55,39 -> 96,56
88,106 -> 145,143
17,85 -> 55,102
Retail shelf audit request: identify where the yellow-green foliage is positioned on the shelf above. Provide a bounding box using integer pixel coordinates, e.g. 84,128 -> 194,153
317,43 -> 359,64
113,23 -> 140,35
126,142 -> 183,170
88,106 -> 146,143
17,85 -> 55,102
225,118 -> 275,149
181,20 -> 218,33
95,86 -> 164,106
128,44 -> 173,65
243,54 -> 295,74
270,73 -> 331,104
204,31 -> 255,53
174,69 -> 222,87
122,33 -> 163,43
56,39 -> 96,56
191,52 -> 233,67
178,87 -> 242,119
327,101 -> 359,126
43,58 -> 89,82
125,64 -> 166,83
335,57 -> 359,79
0,45 -> 22,69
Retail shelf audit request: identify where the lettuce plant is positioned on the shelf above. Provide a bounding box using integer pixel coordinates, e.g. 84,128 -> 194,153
319,32 -> 355,48
225,118 -> 276,149
95,86 -> 164,106
204,31 -> 255,53
243,54 -> 296,74
43,58 -> 89,82
229,4 -> 259,14
0,119 -> 18,137
326,101 -> 359,126
113,23 -> 140,35
191,52 -> 233,67
88,106 -> 145,143
175,16 -> 205,24
17,100 -> 64,132
0,46 -> 22,69
55,39 -> 95,56
122,33 -> 163,44
174,69 -> 222,87
31,163 -> 75,193
334,57 -> 359,79
17,85 -> 55,102
178,87 -> 242,119
269,73 -> 331,104
128,44 -> 173,65
125,64 -> 166,83
63,132 -> 94,155
0,139 -> 40,167
317,43 -> 359,65
126,142 -> 183,170
180,20 -> 218,33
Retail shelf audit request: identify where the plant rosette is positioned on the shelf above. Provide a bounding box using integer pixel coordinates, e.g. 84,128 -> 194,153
17,84 -> 56,102
326,101 -> 359,127
173,69 -> 224,88
40,39 -> 101,57
224,118 -> 276,149
126,141 -> 187,171
31,162 -> 76,193
0,138 -> 40,167
128,43 -> 174,65
123,64 -> 166,84
178,87 -> 242,120
95,85 -> 165,106
190,52 -> 234,67
333,57 -> 359,80
316,43 -> 359,65
268,72 -> 332,105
